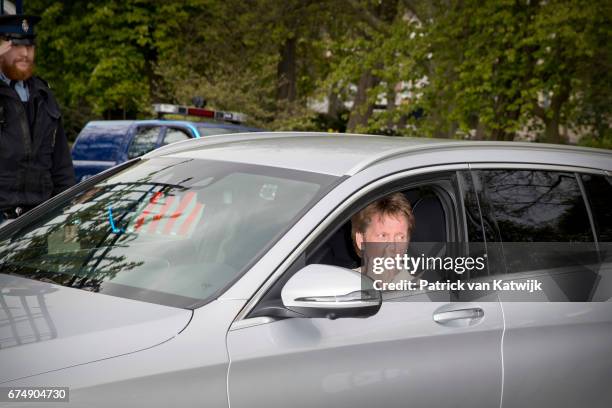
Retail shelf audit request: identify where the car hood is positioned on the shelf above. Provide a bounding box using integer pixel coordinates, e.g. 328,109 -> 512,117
0,274 -> 192,383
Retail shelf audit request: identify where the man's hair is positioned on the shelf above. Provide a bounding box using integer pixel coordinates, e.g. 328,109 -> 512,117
351,192 -> 416,250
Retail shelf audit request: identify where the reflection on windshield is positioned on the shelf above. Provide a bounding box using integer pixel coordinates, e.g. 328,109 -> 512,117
0,158 -> 335,308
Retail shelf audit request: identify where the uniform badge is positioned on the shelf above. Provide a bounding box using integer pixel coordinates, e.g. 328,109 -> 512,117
22,19 -> 29,33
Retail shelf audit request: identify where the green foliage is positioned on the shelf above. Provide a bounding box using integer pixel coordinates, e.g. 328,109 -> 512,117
578,132 -> 612,149
21,0 -> 611,146
28,0 -> 161,135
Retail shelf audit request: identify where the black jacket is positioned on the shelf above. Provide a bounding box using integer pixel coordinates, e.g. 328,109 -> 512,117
0,75 -> 75,209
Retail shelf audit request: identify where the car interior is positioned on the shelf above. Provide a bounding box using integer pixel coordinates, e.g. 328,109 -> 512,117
308,185 -> 448,270
248,184 -> 453,317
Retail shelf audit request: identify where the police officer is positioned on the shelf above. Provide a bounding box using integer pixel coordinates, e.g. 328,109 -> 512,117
0,0 -> 75,225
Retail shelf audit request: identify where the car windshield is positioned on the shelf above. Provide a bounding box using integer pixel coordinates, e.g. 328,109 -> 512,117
0,158 -> 336,308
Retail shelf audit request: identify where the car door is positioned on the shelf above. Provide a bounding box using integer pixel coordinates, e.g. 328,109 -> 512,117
468,166 -> 612,408
226,169 -> 504,408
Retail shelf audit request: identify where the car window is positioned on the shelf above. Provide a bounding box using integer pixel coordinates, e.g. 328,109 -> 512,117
163,128 -> 192,146
247,173 -> 465,318
469,169 -> 600,301
476,170 -> 593,243
128,126 -> 162,159
306,184 -> 451,269
0,158 -> 337,309
581,174 -> 612,242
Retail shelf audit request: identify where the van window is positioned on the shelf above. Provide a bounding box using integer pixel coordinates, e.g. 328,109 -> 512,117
128,127 -> 162,159
163,128 -> 192,146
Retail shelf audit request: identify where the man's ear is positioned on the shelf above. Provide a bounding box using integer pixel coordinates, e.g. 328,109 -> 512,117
355,231 -> 364,251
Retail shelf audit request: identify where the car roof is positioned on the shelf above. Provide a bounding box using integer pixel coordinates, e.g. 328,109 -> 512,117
145,132 -> 612,176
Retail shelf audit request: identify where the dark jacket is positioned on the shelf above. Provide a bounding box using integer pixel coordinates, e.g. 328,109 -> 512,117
0,75 -> 75,209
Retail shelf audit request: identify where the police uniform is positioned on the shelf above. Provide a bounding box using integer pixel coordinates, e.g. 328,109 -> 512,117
0,2 -> 75,223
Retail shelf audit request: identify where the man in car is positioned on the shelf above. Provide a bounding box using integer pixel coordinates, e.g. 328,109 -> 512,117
0,5 -> 75,225
351,192 -> 417,283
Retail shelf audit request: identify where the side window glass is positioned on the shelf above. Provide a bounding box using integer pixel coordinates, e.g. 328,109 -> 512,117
304,182 -> 457,302
247,173 -> 484,320
581,174 -> 612,242
163,128 -> 192,146
477,170 -> 593,243
306,185 -> 450,270
473,169 -> 599,302
128,127 -> 162,159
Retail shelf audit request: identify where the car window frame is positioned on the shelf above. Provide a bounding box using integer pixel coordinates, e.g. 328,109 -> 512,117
233,161 -> 610,323
468,163 -> 604,246
455,164 -> 607,301
579,173 -> 612,243
301,175 -> 462,260
245,168 -> 470,318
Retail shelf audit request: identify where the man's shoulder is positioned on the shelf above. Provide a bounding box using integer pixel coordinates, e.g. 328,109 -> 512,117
29,76 -> 61,110
29,75 -> 53,91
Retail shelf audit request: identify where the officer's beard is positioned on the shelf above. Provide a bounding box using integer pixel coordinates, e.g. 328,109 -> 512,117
1,57 -> 34,81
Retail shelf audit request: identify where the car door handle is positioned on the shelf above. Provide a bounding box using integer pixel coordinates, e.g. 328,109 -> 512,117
433,308 -> 484,324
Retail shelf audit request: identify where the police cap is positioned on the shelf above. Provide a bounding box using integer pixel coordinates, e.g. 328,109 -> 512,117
0,1 -> 40,46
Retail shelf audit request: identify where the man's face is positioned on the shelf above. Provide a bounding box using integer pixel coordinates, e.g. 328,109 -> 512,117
355,212 -> 410,280
0,43 -> 35,81
355,213 -> 410,251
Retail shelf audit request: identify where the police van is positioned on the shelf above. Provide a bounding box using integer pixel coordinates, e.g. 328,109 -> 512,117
71,104 -> 261,182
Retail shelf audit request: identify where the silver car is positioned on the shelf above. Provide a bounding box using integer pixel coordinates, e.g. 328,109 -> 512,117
1,133 -> 611,407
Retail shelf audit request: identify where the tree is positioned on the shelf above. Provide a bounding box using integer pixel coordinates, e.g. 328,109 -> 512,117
320,0 -> 611,142
406,0 -> 611,142
23,0 -> 611,143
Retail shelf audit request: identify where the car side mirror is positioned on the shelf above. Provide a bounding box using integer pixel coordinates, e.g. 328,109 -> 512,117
280,264 -> 382,319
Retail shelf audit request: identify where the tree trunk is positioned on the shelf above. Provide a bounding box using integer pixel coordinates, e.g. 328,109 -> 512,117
386,86 -> 397,130
536,97 -> 566,144
534,81 -> 570,144
327,89 -> 342,118
276,37 -> 297,102
474,120 -> 487,140
347,70 -> 379,132
544,112 -> 561,144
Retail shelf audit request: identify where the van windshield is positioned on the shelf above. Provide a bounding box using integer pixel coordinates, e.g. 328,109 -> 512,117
0,158 -> 336,308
